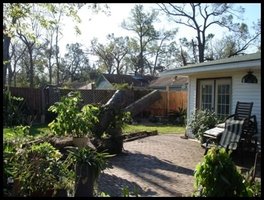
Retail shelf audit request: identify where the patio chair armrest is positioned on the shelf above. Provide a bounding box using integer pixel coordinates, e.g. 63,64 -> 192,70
203,137 -> 217,155
225,114 -> 235,120
249,115 -> 257,123
226,140 -> 239,150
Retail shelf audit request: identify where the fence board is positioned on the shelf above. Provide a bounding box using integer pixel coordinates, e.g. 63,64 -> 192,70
144,91 -> 187,116
7,87 -> 187,123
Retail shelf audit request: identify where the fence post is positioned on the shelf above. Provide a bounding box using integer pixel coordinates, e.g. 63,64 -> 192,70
92,83 -> 95,103
166,85 -> 170,116
41,86 -> 46,123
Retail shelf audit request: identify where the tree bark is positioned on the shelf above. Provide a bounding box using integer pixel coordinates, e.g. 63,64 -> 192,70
3,31 -> 11,87
124,90 -> 161,117
92,90 -> 132,137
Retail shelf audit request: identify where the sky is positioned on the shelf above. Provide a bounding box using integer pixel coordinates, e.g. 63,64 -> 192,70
59,3 -> 261,57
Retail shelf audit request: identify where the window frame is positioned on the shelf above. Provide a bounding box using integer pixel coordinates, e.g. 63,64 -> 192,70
197,77 -> 232,118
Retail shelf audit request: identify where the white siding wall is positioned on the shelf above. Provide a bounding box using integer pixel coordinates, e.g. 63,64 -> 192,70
186,76 -> 197,138
186,70 -> 261,137
232,70 -> 261,133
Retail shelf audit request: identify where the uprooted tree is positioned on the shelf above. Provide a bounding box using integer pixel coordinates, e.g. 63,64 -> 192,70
92,89 -> 161,154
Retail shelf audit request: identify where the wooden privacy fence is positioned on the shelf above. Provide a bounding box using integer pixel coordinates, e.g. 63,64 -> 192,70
144,91 -> 187,116
7,87 -> 187,123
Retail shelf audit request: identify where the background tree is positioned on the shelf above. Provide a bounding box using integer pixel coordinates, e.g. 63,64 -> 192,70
91,34 -> 129,75
3,3 -> 31,87
208,21 -> 261,60
8,39 -> 27,86
60,43 -> 91,83
3,3 -> 108,87
90,38 -> 115,74
158,3 -> 260,63
106,34 -> 129,75
16,5 -> 42,88
146,29 -> 178,75
122,4 -> 159,75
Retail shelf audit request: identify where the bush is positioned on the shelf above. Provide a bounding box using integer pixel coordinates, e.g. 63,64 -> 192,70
193,147 -> 248,197
9,142 -> 74,196
188,109 -> 220,141
48,91 -> 99,137
3,89 -> 29,127
168,107 -> 187,125
193,146 -> 261,197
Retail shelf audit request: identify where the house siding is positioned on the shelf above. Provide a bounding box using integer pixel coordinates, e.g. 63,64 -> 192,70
186,70 -> 261,138
186,76 -> 197,138
232,70 -> 261,133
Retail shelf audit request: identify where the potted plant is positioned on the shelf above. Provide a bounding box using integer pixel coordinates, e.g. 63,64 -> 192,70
67,146 -> 112,197
48,91 -> 99,148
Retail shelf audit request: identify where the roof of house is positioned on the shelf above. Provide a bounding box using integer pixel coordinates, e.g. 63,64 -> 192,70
161,52 -> 261,76
101,73 -> 157,87
149,75 -> 188,88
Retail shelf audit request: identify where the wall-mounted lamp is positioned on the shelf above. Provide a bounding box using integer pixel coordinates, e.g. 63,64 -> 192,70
241,71 -> 258,83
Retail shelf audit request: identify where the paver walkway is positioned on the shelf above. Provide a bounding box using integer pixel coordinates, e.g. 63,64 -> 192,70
98,134 -> 204,197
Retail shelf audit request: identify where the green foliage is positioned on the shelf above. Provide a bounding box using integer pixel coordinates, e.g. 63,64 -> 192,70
3,126 -> 33,194
67,146 -> 113,180
113,110 -> 132,130
48,91 -> 99,137
188,109 -> 220,141
122,186 -> 139,197
113,83 -> 131,90
242,167 -> 261,197
7,142 -> 74,196
168,107 -> 187,125
193,147 -> 248,197
97,191 -> 111,197
104,109 -> 132,138
3,89 -> 28,127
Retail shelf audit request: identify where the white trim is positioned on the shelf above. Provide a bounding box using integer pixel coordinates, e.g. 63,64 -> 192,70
162,60 -> 260,76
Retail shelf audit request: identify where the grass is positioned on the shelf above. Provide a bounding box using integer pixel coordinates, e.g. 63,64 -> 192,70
3,123 -> 186,139
123,124 -> 186,135
3,124 -> 50,140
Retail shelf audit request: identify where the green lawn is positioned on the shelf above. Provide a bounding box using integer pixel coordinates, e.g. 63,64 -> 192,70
3,123 -> 186,139
123,124 -> 185,135
3,124 -> 50,140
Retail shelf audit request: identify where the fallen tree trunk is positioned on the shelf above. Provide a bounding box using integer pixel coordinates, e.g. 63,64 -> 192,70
124,90 -> 161,117
91,89 -> 161,154
92,90 -> 132,137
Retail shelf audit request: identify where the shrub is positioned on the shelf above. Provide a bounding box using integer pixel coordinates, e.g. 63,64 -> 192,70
168,107 -> 187,125
3,89 -> 29,127
188,109 -> 220,141
48,91 -> 99,137
193,146 -> 249,197
10,142 -> 74,196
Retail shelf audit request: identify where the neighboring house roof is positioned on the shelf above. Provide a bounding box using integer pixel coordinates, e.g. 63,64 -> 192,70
161,52 -> 261,76
78,82 -> 94,90
149,75 -> 188,90
99,73 -> 157,88
149,75 -> 188,87
64,81 -> 93,89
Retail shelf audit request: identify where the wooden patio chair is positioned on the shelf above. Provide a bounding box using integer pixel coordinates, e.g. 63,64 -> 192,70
251,134 -> 261,181
203,101 -> 257,151
203,118 -> 245,155
226,101 -> 258,152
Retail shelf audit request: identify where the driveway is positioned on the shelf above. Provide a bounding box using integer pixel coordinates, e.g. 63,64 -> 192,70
98,134 -> 204,197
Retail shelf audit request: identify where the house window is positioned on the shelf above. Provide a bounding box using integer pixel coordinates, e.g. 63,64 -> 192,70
198,78 -> 231,119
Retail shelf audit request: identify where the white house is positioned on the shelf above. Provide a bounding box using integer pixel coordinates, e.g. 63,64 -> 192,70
161,52 -> 261,138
